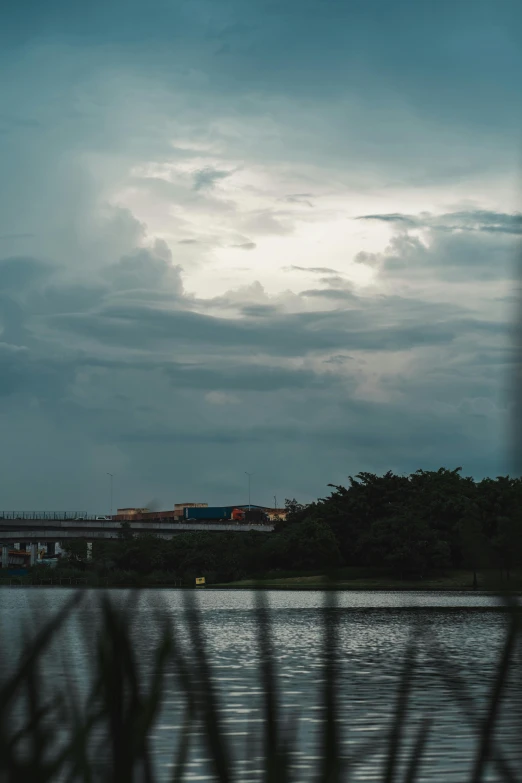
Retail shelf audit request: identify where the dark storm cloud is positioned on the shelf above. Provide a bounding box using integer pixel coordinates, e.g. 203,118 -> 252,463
0,256 -> 53,290
240,304 -> 280,317
165,363 -> 336,393
1,0 -> 520,507
318,400 -> 503,477
49,296 -> 505,356
0,345 -> 78,400
0,243 -> 511,503
28,0 -> 517,144
7,0 -> 520,122
39,282 -> 109,314
354,211 -> 520,281
1,238 -> 483,371
193,166 -> 232,191
441,211 -> 522,235
105,388 -> 506,484
358,209 -> 522,235
3,0 -> 521,202
102,244 -> 183,294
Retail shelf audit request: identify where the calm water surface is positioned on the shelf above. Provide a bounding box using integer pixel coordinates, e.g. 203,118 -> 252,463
1,589 -> 521,781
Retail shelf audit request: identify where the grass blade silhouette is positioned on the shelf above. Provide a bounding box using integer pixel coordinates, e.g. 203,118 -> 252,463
183,590 -> 233,783
255,589 -> 293,783
316,589 -> 341,783
0,591 -> 83,781
469,599 -> 520,783
431,644 -> 518,782
90,592 -> 172,781
383,639 -> 417,783
169,632 -> 198,783
403,716 -> 431,783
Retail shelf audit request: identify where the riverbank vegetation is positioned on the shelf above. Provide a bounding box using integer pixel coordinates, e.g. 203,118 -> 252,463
218,569 -> 522,591
9,467 -> 522,589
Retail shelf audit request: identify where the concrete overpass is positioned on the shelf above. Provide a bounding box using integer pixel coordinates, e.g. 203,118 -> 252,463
0,517 -> 274,542
0,518 -> 274,568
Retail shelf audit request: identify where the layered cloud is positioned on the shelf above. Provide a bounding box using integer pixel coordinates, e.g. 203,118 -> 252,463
0,0 -> 520,510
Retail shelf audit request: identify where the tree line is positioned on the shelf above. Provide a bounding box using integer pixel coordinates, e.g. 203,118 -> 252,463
283,467 -> 522,583
57,467 -> 522,585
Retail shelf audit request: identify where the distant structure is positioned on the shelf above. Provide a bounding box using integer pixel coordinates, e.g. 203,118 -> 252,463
113,503 -> 284,523
174,503 -> 208,519
116,504 -> 210,521
264,508 -> 287,521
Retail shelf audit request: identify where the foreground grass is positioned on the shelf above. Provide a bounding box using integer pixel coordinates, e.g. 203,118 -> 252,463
1,589 -> 521,782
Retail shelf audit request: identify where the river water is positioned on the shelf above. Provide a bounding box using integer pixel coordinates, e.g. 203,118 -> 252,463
1,588 -> 521,781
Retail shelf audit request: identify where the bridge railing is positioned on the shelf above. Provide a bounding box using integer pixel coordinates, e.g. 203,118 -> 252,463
0,512 -> 93,521
0,513 -> 274,526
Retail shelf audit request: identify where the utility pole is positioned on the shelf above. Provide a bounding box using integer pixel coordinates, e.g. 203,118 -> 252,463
274,495 -> 277,511
245,472 -> 253,510
107,473 -> 114,518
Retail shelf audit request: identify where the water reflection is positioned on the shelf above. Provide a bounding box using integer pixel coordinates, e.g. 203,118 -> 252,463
0,589 -> 521,781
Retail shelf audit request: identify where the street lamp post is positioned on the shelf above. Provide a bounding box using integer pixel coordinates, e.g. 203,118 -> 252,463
245,472 -> 253,510
107,473 -> 114,518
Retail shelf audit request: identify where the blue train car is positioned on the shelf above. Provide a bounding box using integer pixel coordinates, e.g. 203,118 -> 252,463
183,506 -> 232,520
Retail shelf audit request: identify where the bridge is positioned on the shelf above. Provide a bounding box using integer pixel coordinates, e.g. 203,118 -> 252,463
0,517 -> 274,542
0,518 -> 274,568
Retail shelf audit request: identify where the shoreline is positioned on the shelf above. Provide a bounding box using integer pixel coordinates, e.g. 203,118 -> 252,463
2,569 -> 522,592
1,582 -> 522,594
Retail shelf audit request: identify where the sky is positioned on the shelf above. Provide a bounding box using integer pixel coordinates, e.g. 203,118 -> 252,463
1,0 -> 522,513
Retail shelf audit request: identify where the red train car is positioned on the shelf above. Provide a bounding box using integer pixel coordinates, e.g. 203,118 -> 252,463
113,509 -> 181,522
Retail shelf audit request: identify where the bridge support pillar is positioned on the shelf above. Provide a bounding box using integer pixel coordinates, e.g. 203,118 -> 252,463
1,546 -> 8,569
86,542 -> 93,560
30,543 -> 38,566
19,542 -> 26,551
47,542 -> 56,557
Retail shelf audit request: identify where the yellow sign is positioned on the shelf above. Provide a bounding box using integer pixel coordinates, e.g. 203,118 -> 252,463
195,577 -> 206,586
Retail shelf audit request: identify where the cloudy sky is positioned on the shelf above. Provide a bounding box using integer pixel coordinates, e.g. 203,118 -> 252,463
1,0 -> 522,513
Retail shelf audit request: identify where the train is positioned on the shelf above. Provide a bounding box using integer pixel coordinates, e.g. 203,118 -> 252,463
183,506 -> 269,524
112,505 -> 270,525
